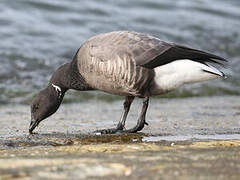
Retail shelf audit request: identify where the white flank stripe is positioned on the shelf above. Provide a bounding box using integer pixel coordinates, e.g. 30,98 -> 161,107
153,59 -> 223,93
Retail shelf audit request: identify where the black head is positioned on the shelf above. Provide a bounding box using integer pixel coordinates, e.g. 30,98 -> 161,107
29,84 -> 64,134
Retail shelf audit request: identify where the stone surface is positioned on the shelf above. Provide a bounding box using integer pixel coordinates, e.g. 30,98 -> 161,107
0,141 -> 240,180
0,96 -> 240,179
0,96 -> 240,137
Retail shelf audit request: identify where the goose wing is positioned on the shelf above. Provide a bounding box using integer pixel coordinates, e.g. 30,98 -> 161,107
135,42 -> 227,69
125,32 -> 227,68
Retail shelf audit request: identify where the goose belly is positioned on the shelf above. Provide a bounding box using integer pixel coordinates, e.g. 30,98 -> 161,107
80,55 -> 153,97
150,59 -> 223,95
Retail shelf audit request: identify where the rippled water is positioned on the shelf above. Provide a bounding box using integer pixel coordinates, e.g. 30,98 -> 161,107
0,0 -> 240,104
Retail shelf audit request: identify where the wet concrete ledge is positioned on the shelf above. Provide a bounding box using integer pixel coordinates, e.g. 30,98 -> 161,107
0,135 -> 240,180
0,96 -> 240,179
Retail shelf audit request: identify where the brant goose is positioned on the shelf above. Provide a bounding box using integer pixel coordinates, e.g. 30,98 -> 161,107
29,31 -> 227,134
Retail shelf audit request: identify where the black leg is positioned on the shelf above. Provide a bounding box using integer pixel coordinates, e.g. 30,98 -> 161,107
94,96 -> 134,134
121,96 -> 149,133
116,96 -> 135,130
94,96 -> 149,134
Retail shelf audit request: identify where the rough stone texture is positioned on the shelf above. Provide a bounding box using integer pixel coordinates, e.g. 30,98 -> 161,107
0,96 -> 240,137
0,96 -> 240,179
0,141 -> 240,180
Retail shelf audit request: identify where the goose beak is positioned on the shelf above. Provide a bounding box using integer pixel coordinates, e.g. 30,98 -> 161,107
29,118 -> 40,134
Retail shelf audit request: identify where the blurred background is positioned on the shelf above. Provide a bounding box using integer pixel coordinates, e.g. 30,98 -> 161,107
0,0 -> 239,105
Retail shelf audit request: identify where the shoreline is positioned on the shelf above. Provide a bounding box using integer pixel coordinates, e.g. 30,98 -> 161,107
1,95 -> 240,179
1,139 -> 240,179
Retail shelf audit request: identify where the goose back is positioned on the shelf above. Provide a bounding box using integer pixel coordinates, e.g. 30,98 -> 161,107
74,31 -> 226,97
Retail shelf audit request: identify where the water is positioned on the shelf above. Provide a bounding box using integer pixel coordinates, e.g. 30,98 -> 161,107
0,0 -> 240,104
143,134 -> 240,142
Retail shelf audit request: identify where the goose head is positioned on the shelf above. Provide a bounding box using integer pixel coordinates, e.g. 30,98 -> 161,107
29,84 -> 64,134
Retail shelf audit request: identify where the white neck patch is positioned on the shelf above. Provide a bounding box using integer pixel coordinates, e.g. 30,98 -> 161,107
52,84 -> 62,98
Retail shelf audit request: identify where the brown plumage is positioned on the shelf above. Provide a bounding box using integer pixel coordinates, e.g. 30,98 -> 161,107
29,31 -> 227,134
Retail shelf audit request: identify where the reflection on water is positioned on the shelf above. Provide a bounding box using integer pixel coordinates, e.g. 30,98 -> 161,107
0,0 -> 240,104
143,134 -> 240,142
